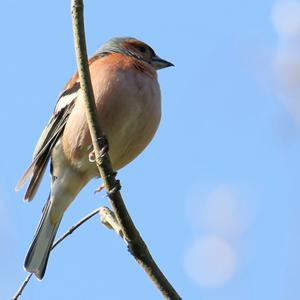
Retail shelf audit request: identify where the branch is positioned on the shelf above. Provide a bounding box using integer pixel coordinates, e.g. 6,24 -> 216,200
11,207 -> 101,300
71,1 -> 181,299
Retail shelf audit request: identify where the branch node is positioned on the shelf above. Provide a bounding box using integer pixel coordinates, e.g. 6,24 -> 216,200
99,206 -> 124,238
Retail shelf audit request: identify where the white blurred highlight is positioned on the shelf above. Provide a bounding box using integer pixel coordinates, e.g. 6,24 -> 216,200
186,184 -> 252,238
184,236 -> 236,288
272,0 -> 300,125
272,1 -> 300,37
184,183 -> 254,287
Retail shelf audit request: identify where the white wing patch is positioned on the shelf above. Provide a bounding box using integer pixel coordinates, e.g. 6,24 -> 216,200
55,91 -> 78,114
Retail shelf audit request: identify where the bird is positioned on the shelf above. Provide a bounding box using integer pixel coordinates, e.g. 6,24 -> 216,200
15,37 -> 173,280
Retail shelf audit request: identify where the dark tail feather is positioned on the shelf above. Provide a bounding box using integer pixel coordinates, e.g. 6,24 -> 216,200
24,199 -> 61,280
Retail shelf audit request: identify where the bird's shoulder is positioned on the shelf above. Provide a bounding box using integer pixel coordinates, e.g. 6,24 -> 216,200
54,55 -> 102,114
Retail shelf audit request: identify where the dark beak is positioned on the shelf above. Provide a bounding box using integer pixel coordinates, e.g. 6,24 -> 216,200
152,55 -> 174,70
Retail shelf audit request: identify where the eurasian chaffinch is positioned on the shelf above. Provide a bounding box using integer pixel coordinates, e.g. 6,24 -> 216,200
15,37 -> 173,280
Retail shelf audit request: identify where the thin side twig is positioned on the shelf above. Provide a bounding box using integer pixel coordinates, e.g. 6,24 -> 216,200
11,207 -> 101,300
52,207 -> 100,249
71,1 -> 181,299
11,273 -> 33,300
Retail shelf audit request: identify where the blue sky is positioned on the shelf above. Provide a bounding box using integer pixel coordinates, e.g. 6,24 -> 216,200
1,0 -> 300,299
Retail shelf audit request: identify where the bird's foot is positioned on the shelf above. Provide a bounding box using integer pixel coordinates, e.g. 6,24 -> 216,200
88,150 -> 96,162
94,183 -> 105,194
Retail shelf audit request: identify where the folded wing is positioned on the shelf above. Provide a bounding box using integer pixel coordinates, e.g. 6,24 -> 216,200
16,86 -> 78,201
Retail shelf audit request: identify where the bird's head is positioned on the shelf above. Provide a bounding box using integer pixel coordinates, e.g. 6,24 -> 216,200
97,37 -> 174,70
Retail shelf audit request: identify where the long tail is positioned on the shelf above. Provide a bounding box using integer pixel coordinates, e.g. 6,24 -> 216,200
24,198 -> 62,280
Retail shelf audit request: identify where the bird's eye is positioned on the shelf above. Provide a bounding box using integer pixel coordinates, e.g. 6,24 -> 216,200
138,45 -> 147,53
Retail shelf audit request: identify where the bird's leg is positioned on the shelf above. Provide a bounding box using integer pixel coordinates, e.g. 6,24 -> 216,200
88,149 -> 104,193
94,183 -> 105,194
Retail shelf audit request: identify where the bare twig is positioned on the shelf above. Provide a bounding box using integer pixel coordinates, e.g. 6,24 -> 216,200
52,207 -> 100,250
11,273 -> 33,300
71,1 -> 181,299
11,207 -> 101,300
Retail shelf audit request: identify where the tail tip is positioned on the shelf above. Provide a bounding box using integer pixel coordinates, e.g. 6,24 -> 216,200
24,264 -> 45,281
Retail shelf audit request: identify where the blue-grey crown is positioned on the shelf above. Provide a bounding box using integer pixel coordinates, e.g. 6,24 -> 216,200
95,37 -> 138,56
